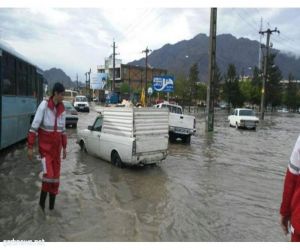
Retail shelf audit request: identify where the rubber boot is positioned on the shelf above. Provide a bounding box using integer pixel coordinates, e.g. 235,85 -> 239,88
39,191 -> 47,211
49,193 -> 56,210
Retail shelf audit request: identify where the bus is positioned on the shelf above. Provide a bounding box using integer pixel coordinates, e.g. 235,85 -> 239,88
0,42 -> 44,150
64,89 -> 78,103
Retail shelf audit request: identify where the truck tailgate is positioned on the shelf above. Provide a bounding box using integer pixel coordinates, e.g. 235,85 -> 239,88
134,108 -> 169,154
169,112 -> 195,130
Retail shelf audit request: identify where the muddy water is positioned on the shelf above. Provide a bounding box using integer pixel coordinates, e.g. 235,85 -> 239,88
0,106 -> 297,241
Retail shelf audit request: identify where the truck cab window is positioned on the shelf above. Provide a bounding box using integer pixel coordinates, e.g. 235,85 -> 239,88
93,117 -> 103,132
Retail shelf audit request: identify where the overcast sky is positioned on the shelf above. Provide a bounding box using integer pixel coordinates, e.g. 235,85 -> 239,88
0,2 -> 300,82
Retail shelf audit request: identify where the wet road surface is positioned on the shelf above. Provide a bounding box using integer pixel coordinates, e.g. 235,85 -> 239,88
0,106 -> 297,241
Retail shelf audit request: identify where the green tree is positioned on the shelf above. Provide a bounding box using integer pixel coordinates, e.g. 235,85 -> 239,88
174,74 -> 189,105
223,64 -> 243,108
187,63 -> 199,110
283,73 -> 298,111
250,66 -> 262,105
213,64 -> 222,103
195,83 -> 207,102
239,79 -> 252,103
265,53 -> 283,108
120,82 -> 130,94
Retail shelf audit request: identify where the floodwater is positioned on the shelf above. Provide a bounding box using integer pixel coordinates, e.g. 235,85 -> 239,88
0,105 -> 298,242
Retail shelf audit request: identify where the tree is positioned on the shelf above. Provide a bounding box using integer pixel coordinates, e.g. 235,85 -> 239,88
213,64 -> 222,103
120,82 -> 130,94
195,83 -> 207,103
173,74 -> 189,105
250,66 -> 262,105
187,63 -> 199,111
283,73 -> 298,111
265,53 -> 283,108
223,64 -> 243,108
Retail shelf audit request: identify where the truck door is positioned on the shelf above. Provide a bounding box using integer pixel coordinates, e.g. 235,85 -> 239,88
87,116 -> 103,156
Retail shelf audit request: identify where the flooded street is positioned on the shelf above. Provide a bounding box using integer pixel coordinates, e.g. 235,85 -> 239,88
0,105 -> 297,241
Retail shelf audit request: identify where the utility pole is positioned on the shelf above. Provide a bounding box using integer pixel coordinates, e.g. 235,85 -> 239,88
85,72 -> 88,96
259,27 -> 280,120
206,8 -> 217,132
88,68 -> 91,101
142,47 -> 151,105
112,40 -> 117,92
76,73 -> 78,91
258,17 -> 263,70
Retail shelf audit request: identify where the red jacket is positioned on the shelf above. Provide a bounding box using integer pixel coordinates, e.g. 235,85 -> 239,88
280,135 -> 300,232
28,97 -> 67,150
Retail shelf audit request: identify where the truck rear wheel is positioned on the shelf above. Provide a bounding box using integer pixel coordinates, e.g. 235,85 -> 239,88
182,135 -> 191,144
169,133 -> 176,143
111,151 -> 123,168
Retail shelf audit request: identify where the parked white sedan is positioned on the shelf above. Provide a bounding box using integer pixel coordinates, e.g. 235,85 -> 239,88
228,108 -> 259,129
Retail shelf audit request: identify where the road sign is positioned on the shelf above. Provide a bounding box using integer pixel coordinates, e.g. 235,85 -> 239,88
90,73 -> 108,90
147,87 -> 153,95
152,76 -> 174,92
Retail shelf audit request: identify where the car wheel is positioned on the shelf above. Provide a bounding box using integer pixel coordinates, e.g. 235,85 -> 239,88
169,133 -> 176,143
79,140 -> 87,152
111,151 -> 123,168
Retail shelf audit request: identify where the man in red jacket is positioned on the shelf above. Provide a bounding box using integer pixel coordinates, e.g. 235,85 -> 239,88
27,82 -> 67,212
280,135 -> 300,241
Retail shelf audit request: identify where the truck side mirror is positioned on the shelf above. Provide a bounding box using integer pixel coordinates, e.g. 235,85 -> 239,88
88,125 -> 93,131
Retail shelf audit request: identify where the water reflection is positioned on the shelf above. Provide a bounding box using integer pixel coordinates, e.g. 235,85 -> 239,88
1,108 -> 299,241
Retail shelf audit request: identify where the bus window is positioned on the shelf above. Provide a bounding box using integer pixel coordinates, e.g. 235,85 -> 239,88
18,60 -> 28,96
2,52 -> 16,95
28,65 -> 35,96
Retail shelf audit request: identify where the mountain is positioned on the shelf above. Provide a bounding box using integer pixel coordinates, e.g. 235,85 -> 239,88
43,68 -> 73,90
129,33 -> 300,81
43,67 -> 85,90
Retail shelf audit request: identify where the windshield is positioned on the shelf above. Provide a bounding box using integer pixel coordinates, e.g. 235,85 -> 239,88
239,110 -> 255,116
76,96 -> 87,102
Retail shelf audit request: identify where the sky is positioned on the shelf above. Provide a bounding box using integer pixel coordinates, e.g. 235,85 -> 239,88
0,1 -> 300,82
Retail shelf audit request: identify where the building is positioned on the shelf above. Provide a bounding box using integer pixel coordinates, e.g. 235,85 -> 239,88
97,55 -> 167,94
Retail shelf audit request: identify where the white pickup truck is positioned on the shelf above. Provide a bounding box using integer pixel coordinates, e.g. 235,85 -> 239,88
77,107 -> 169,167
154,102 -> 196,143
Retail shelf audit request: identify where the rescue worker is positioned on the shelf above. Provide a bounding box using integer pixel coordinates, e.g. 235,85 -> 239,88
27,82 -> 67,211
280,135 -> 300,241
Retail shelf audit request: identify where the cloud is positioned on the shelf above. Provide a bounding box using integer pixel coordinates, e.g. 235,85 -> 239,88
1,7 -> 300,81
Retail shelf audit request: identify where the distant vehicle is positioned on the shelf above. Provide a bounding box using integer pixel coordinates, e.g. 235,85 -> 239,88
63,101 -> 78,128
0,42 -> 44,150
154,101 -> 196,143
277,108 -> 289,113
77,107 -> 169,167
64,89 -> 78,103
228,108 -> 259,129
219,102 -> 229,109
73,95 -> 90,112
105,92 -> 120,104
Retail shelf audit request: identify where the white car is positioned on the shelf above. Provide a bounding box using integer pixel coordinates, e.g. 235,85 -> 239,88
77,107 -> 169,167
228,108 -> 259,129
73,95 -> 90,112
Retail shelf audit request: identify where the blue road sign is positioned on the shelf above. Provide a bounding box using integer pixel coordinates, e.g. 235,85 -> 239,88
152,76 -> 174,92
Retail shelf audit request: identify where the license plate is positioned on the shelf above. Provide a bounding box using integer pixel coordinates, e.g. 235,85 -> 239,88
174,127 -> 189,134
